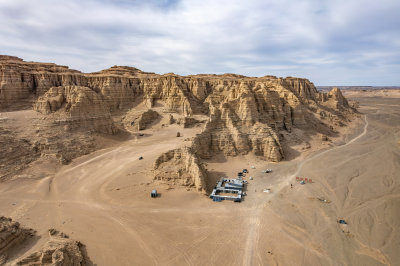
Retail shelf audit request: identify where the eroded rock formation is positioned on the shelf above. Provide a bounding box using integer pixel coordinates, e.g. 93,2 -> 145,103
0,55 -> 356,189
327,87 -> 350,110
154,147 -> 208,193
0,55 -> 81,109
0,216 -> 89,266
34,86 -> 117,134
137,109 -> 159,130
16,229 -> 86,266
177,116 -> 203,128
0,216 -> 35,258
192,104 -> 284,161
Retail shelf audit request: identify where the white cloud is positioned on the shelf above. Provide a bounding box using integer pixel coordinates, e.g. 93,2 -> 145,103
0,0 -> 399,85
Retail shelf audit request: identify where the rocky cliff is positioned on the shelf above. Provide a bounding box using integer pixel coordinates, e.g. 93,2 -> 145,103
34,85 -> 117,134
0,55 -> 356,189
1,56 -> 352,132
0,55 -> 81,109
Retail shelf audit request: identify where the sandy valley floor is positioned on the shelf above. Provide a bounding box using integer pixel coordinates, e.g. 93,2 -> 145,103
1,95 -> 399,265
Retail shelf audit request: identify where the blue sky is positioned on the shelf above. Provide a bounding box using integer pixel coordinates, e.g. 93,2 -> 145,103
0,0 -> 399,85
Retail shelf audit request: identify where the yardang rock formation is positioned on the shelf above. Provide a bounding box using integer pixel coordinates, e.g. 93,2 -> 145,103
0,55 -> 355,190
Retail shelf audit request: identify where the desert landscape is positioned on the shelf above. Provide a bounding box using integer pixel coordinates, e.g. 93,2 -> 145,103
0,55 -> 399,265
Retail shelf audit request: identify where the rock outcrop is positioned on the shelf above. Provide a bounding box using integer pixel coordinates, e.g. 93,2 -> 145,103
34,86 -> 118,134
16,229 -> 86,266
0,216 -> 35,258
0,55 -> 356,188
0,216 -> 89,265
192,103 -> 284,161
137,109 -> 159,130
0,55 -> 81,109
327,87 -> 350,110
153,147 -> 208,193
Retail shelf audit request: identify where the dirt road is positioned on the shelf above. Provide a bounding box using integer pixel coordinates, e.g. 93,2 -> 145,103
1,96 -> 399,265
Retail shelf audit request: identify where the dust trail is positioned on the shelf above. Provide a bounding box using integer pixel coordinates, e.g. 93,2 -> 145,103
291,115 -> 368,180
242,115 -> 368,266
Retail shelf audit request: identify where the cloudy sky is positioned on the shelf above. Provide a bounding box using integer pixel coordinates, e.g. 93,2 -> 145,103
1,0 -> 399,85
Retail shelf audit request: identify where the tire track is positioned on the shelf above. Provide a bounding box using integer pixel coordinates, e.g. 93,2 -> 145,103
242,115 -> 368,266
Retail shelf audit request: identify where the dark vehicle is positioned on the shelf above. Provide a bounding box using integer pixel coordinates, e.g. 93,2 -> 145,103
242,169 -> 248,173
151,189 -> 158,198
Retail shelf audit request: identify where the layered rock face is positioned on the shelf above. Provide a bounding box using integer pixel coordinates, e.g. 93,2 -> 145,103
0,55 -> 81,109
192,103 -> 284,161
153,147 -> 208,193
189,79 -> 302,161
0,55 -> 355,188
34,86 -> 117,134
1,56 -> 350,136
0,128 -> 40,180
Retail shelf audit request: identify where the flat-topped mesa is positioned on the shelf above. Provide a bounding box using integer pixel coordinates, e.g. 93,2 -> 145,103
0,55 -> 23,61
0,55 -> 79,74
1,55 -> 350,116
0,55 -> 82,109
89,65 -> 157,78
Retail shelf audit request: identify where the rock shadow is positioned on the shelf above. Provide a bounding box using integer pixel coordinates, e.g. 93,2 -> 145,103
205,171 -> 226,194
5,233 -> 41,263
80,243 -> 97,266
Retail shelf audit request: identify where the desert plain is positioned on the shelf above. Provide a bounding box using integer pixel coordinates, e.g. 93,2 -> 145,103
0,56 -> 399,265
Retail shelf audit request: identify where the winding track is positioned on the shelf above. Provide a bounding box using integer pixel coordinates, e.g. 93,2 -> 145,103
242,115 -> 368,266
5,109 -> 396,266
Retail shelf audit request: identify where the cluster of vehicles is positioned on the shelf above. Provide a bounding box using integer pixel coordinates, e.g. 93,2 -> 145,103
240,168 -> 272,176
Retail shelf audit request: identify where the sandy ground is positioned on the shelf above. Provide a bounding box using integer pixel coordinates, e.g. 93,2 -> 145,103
343,89 -> 400,98
1,96 -> 399,265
